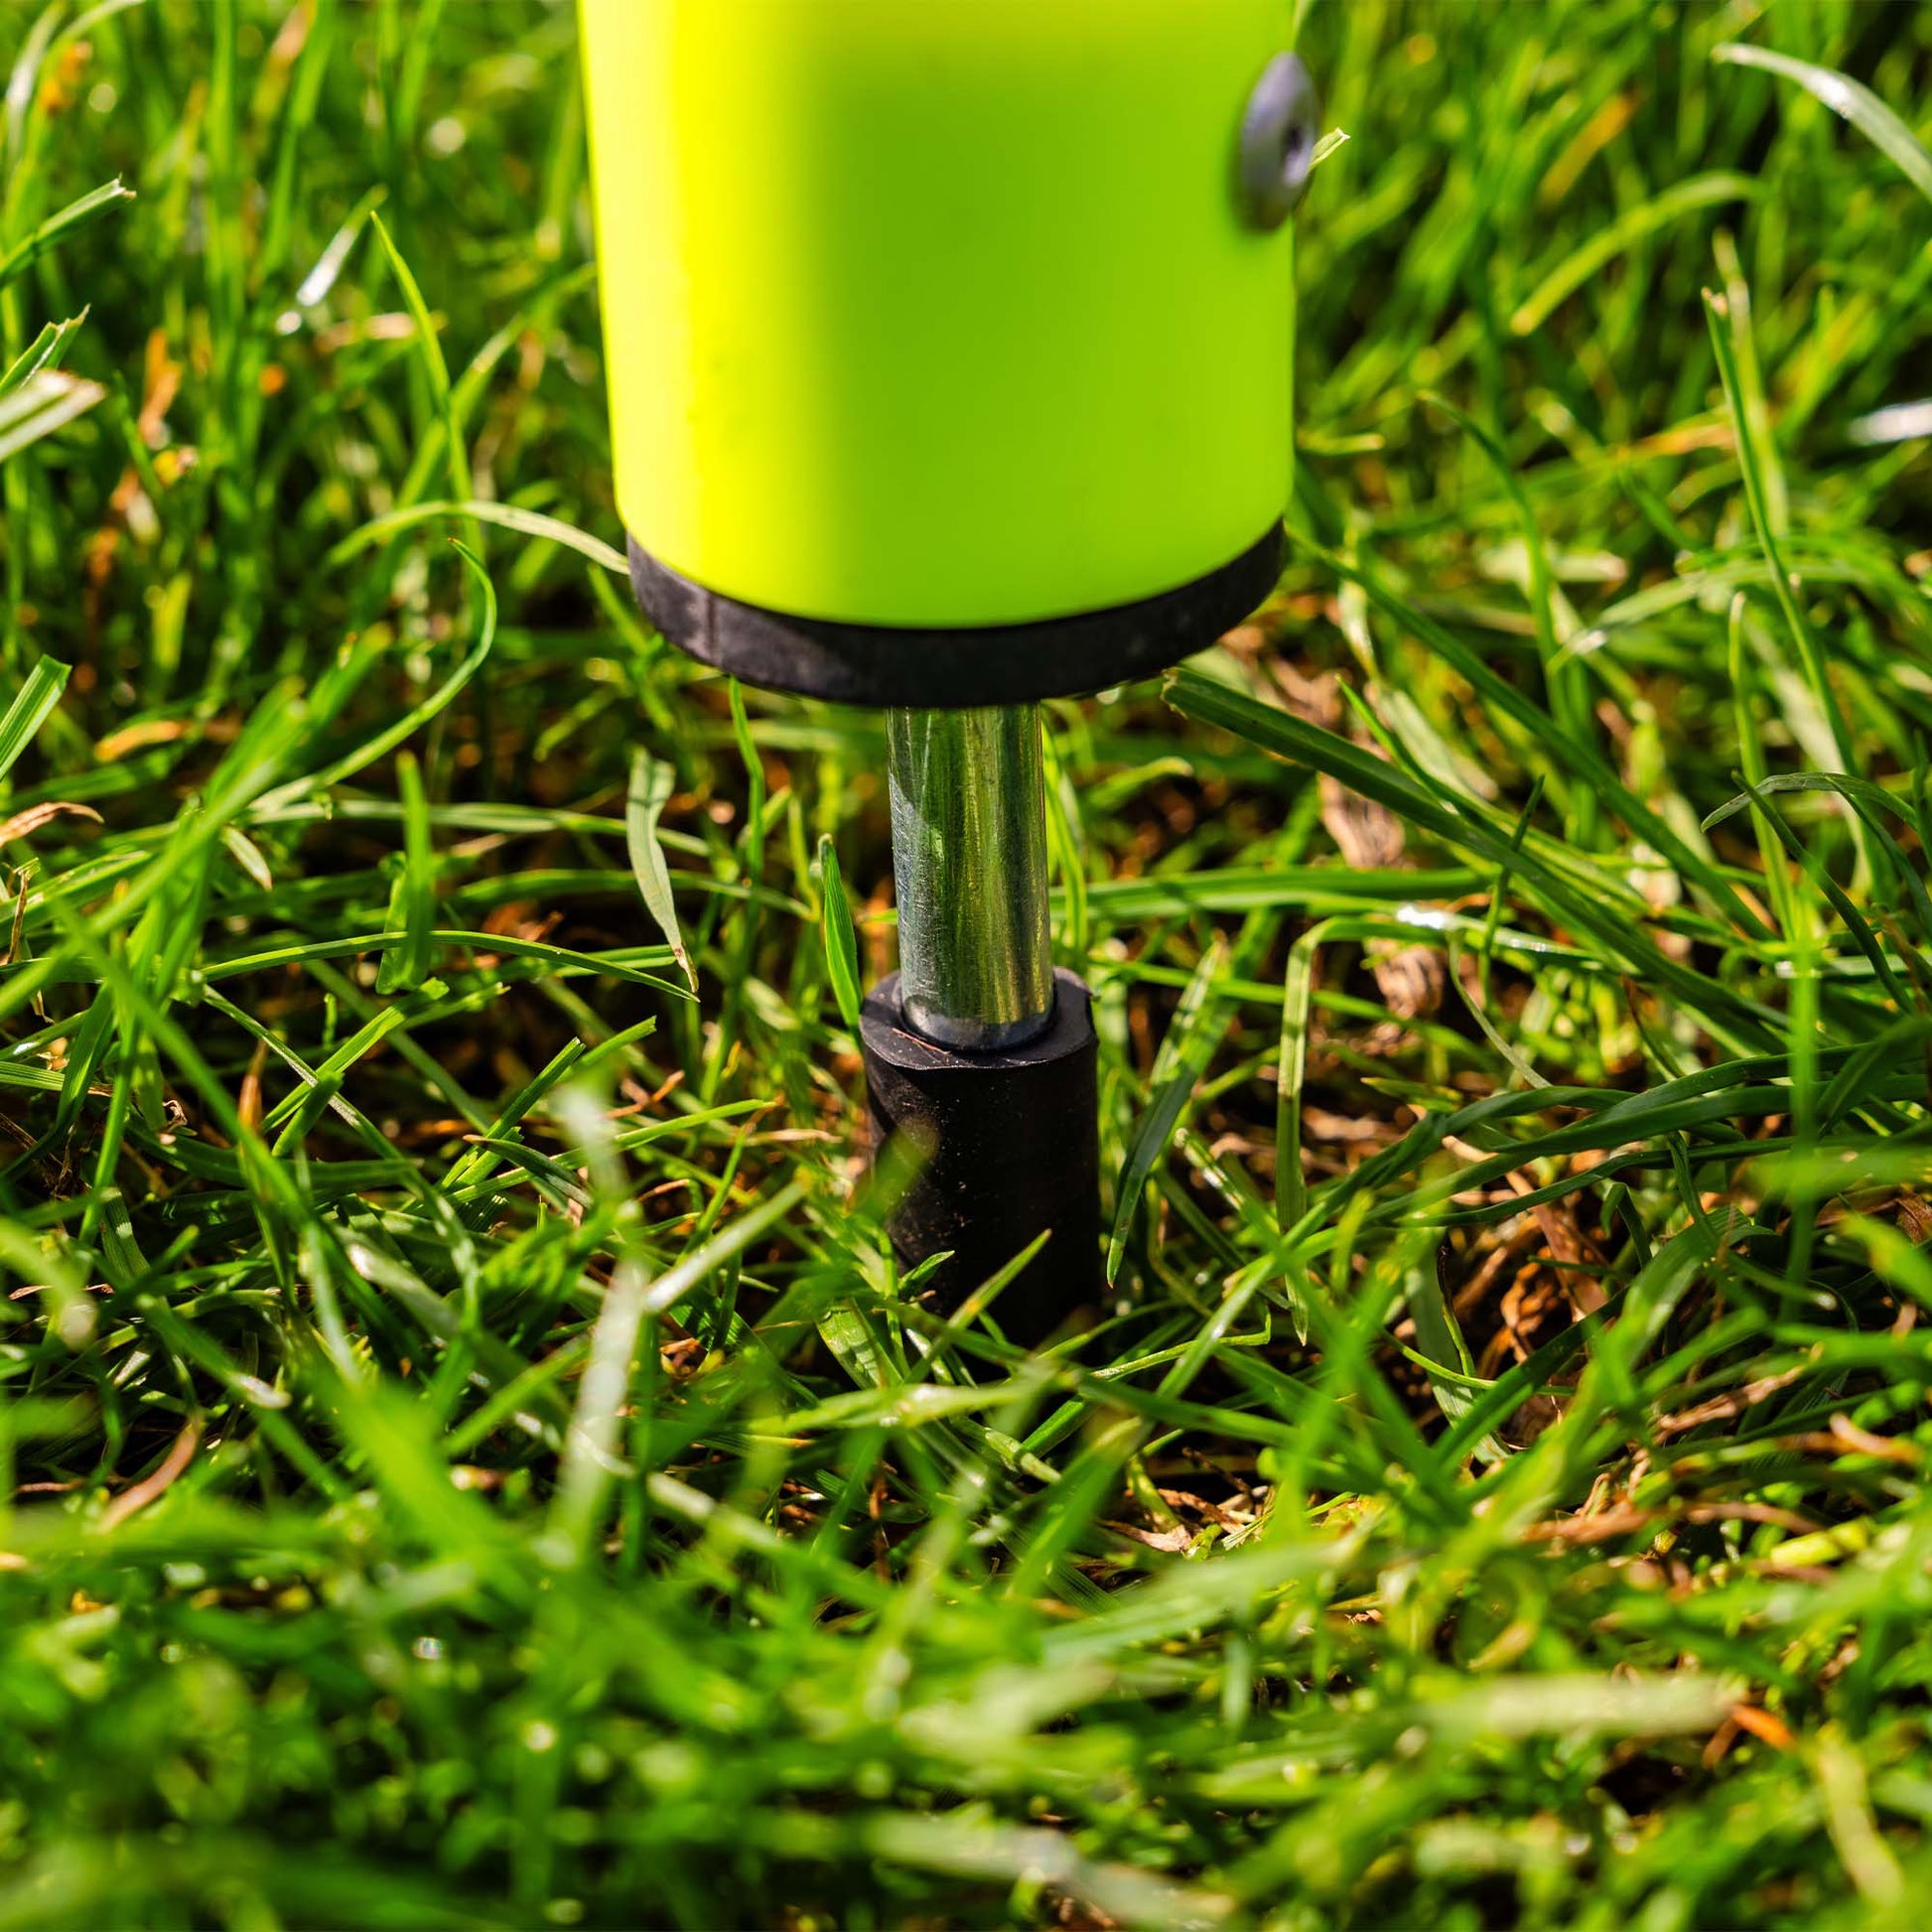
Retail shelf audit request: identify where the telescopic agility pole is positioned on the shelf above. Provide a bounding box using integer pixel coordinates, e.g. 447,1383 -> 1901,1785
581,0 -> 1317,1340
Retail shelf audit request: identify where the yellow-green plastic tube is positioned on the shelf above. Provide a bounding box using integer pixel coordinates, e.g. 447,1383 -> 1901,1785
581,0 -> 1297,631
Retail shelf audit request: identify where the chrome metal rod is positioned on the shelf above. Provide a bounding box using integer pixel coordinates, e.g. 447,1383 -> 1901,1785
886,705 -> 1055,1051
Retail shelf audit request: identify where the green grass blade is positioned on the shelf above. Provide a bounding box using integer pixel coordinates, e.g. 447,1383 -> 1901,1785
0,308 -> 84,397
0,176 -> 134,286
0,653 -> 68,780
1108,934 -> 1230,1286
816,832 -> 863,1034
0,368 -> 105,466
625,747 -> 693,991
262,540 -> 497,807
325,498 -> 626,575
1714,42 -> 1932,204
1509,172 -> 1758,335
374,751 -> 436,995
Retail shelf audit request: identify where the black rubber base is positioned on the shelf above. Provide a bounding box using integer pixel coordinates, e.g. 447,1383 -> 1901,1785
861,969 -> 1101,1346
628,528 -> 1283,709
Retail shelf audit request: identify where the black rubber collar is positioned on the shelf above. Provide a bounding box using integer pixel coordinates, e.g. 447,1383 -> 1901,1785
862,968 -> 1101,1342
627,527 -> 1283,709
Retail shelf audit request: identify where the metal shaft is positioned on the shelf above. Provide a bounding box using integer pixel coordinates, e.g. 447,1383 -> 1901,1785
886,706 -> 1055,1051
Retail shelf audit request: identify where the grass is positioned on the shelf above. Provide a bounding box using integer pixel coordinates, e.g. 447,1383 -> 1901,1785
3,0 -> 1932,1924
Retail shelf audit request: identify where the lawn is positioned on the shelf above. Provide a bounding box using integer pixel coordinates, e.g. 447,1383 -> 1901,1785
4,0 -> 1932,1926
